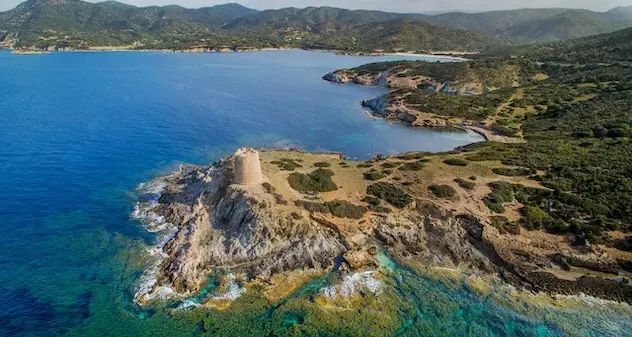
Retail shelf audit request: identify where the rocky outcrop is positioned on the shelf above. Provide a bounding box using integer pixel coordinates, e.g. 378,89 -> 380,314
134,151 -> 632,305
361,95 -> 390,116
140,159 -> 346,299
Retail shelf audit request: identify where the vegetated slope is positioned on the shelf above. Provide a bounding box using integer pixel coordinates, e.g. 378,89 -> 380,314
426,8 -> 571,32
493,10 -> 632,43
0,0 -> 497,52
223,6 -> 427,32
347,19 -> 496,52
0,0 -> 257,47
488,26 -> 632,63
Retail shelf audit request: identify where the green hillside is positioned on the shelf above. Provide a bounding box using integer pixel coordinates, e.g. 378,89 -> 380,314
2,1 -> 632,50
493,10 -> 631,43
488,26 -> 632,63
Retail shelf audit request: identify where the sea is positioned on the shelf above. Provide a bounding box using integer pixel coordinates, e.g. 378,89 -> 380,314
0,49 -> 631,337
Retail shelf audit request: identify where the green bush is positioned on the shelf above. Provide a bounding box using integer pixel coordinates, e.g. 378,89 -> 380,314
313,162 -> 331,168
400,160 -> 426,171
396,152 -> 425,160
288,169 -> 337,193
367,182 -> 412,208
492,167 -> 533,177
295,200 -> 330,214
381,162 -> 402,169
490,216 -> 520,234
428,185 -> 457,198
454,178 -> 476,190
270,158 -> 303,171
485,200 -> 506,213
443,158 -> 468,167
520,205 -> 550,230
363,169 -> 387,181
357,162 -> 373,168
325,200 -> 367,219
295,200 -> 367,219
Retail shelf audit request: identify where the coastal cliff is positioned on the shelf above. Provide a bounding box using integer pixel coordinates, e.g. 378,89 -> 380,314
134,149 -> 632,307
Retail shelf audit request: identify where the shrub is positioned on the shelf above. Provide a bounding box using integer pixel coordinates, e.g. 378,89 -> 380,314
400,160 -> 425,171
295,200 -> 330,213
469,176 -> 478,181
314,162 -> 331,168
520,205 -> 550,230
288,169 -> 337,193
396,152 -> 425,160
363,169 -> 387,181
492,167 -> 533,177
357,162 -> 373,168
428,185 -> 457,198
454,178 -> 476,190
271,158 -> 303,171
295,200 -> 366,219
325,200 -> 367,219
485,200 -> 506,214
381,162 -> 402,169
443,158 -> 468,167
490,216 -> 520,235
290,212 -> 303,220
367,182 -> 412,208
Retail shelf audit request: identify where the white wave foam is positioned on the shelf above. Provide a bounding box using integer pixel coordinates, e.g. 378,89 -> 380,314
131,177 -> 180,304
320,271 -> 382,298
209,273 -> 246,301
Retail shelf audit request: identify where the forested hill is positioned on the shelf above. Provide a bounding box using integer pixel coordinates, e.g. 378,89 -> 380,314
0,0 -> 496,52
2,0 -> 632,51
487,26 -> 632,63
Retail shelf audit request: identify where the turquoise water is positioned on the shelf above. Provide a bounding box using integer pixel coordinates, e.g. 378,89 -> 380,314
0,49 -> 630,337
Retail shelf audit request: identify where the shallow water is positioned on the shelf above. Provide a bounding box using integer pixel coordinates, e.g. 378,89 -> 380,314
0,50 -> 630,337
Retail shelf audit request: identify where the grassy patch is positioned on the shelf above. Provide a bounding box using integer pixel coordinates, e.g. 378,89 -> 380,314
396,152 -> 425,160
270,158 -> 303,171
400,160 -> 426,171
313,162 -> 331,168
454,178 -> 476,190
363,169 -> 388,181
288,169 -> 337,193
381,162 -> 402,169
366,182 -> 412,208
490,216 -> 520,235
492,167 -> 534,177
357,162 -> 373,168
443,158 -> 468,167
295,200 -> 367,219
428,185 -> 457,198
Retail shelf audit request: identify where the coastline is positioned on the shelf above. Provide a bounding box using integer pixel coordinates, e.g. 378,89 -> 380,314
3,46 -> 472,61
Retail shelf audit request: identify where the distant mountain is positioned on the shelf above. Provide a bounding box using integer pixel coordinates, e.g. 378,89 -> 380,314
493,10 -> 632,43
0,0 -> 256,32
0,0 -> 497,52
2,1 -> 632,51
222,6 -> 428,32
347,19 -> 494,52
487,26 -> 632,63
603,5 -> 632,21
426,8 -> 572,32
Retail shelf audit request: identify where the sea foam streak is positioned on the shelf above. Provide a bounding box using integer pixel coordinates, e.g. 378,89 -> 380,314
131,176 -> 179,303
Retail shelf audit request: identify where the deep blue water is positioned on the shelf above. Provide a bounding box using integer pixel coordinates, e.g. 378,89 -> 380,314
1,50 -> 631,337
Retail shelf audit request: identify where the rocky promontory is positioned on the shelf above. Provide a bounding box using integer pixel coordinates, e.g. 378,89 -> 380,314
133,148 -> 632,307
323,58 -> 540,141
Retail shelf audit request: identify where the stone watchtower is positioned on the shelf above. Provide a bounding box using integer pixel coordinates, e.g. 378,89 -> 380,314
233,148 -> 264,186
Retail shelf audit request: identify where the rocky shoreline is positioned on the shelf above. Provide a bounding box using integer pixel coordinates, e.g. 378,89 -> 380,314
132,149 -> 632,308
322,66 -> 523,142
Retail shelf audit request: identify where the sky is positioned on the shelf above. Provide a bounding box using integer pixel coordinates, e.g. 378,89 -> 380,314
1,0 -> 630,12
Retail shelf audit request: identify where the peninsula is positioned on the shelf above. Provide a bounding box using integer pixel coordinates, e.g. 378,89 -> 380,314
133,27 -> 632,317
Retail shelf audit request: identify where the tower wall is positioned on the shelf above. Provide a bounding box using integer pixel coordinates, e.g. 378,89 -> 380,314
234,148 -> 264,185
